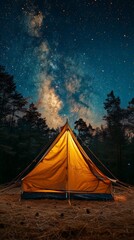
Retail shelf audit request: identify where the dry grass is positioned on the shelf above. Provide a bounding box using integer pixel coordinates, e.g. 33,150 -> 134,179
0,186 -> 134,240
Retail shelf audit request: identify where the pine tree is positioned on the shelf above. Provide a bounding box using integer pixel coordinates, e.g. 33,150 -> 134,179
103,91 -> 125,179
17,103 -> 50,169
74,118 -> 94,145
0,66 -> 16,125
0,66 -> 27,128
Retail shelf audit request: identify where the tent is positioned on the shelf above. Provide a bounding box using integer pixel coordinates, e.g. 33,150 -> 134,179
21,122 -> 113,200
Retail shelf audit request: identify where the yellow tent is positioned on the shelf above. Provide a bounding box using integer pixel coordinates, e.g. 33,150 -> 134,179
21,122 -> 113,200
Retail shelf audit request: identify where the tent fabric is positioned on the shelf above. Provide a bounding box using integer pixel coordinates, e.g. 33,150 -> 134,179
22,122 -> 113,199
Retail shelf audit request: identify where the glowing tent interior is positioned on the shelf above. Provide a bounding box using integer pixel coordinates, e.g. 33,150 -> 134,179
21,122 -> 113,200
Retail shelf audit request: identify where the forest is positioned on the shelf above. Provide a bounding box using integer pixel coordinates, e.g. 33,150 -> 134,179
0,66 -> 134,184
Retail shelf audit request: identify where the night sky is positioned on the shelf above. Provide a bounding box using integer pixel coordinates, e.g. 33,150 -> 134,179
0,0 -> 134,128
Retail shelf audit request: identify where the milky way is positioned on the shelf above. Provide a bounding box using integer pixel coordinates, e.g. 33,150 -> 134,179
0,0 -> 134,128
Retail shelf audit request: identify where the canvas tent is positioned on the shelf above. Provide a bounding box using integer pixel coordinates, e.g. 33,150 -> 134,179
21,122 -> 113,200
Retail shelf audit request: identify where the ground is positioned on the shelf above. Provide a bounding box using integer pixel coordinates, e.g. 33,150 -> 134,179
0,185 -> 134,240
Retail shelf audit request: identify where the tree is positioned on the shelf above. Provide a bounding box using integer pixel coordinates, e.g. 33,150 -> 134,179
0,66 -> 16,125
0,67 -> 51,183
0,66 -> 27,128
74,118 -> 94,146
16,103 -> 50,170
122,98 -> 134,183
20,103 -> 41,130
124,98 -> 134,138
0,66 -> 28,182
10,92 -> 27,127
103,91 -> 125,179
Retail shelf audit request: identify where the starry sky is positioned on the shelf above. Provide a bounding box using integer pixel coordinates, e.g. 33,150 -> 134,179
0,0 -> 134,128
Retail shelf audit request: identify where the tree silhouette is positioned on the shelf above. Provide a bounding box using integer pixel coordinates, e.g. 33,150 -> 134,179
74,118 -> 94,144
103,91 -> 126,179
0,66 -> 27,128
0,66 -> 16,125
0,67 -> 50,183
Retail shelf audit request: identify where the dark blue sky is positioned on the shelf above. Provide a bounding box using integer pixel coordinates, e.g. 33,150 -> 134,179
0,0 -> 134,128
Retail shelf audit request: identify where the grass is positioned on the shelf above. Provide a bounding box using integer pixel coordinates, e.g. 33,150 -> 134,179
0,186 -> 134,240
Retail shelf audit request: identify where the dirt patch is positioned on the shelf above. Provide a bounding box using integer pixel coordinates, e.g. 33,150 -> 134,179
0,186 -> 134,240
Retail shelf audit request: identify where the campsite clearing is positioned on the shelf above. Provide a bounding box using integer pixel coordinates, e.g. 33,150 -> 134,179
0,186 -> 134,240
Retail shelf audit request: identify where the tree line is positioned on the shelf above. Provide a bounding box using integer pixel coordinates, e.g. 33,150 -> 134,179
0,66 -> 58,183
74,92 -> 134,184
0,66 -> 134,184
